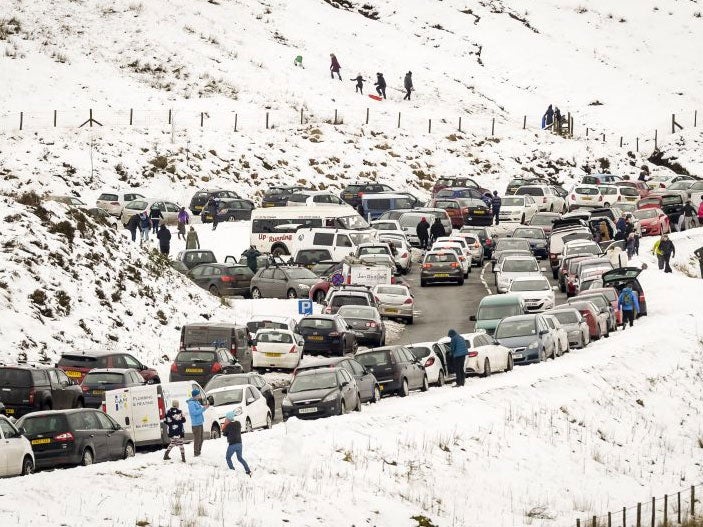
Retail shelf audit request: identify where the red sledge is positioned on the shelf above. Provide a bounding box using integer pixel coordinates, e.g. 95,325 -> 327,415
368,94 -> 383,101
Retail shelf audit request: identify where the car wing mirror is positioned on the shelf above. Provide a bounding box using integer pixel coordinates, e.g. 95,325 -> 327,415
246,397 -> 255,405
207,395 -> 215,405
341,381 -> 349,387
281,388 -> 288,394
469,315 -> 477,321
19,427 -> 27,436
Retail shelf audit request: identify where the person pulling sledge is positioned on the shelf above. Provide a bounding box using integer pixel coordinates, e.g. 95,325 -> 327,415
374,73 -> 387,99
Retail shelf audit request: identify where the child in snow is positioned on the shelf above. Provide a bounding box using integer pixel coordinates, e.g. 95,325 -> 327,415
223,412 -> 251,476
163,400 -> 186,463
350,74 -> 365,94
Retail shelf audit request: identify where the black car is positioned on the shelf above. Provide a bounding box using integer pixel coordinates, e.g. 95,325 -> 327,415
79,369 -> 144,409
339,182 -> 395,208
0,366 -> 84,418
460,226 -> 494,258
293,249 -> 333,268
187,263 -> 254,297
189,189 -> 241,215
282,367 -> 361,420
169,349 -> 243,385
298,315 -> 358,356
435,187 -> 484,200
294,357 -> 380,403
354,346 -> 428,396
336,305 -> 385,347
261,186 -> 308,207
462,198 -> 493,226
203,372 -> 275,418
200,198 -> 254,223
18,408 -> 134,468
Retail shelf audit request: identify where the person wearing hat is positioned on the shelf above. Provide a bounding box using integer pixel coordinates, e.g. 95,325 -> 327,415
187,389 -> 209,457
163,400 -> 187,462
223,412 -> 251,476
242,244 -> 262,273
652,233 -> 675,273
416,216 -> 430,250
403,71 -> 413,100
491,191 -> 502,226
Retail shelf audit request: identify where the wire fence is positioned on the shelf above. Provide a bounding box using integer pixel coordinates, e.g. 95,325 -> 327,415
572,483 -> 702,527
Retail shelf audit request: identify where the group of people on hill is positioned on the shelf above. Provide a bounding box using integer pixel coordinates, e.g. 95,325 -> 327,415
542,104 -> 564,131
125,205 -> 200,255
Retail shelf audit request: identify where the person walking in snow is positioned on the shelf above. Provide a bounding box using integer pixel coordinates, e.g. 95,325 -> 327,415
186,226 -> 200,250
163,400 -> 186,463
150,204 -> 164,235
206,197 -> 220,231
403,71 -> 413,101
294,55 -> 304,68
157,224 -> 172,255
652,233 -> 675,273
626,232 -> 636,259
187,389 -> 209,457
542,104 -> 554,129
242,245 -> 262,273
374,73 -> 387,99
416,217 -> 430,250
694,246 -> 703,279
682,199 -> 697,230
223,413 -> 252,476
177,207 -> 189,241
429,217 -> 446,245
138,212 -> 152,244
447,329 -> 468,387
350,74 -> 365,94
330,53 -> 341,80
491,190 -> 502,226
126,213 -> 140,243
617,282 -> 640,329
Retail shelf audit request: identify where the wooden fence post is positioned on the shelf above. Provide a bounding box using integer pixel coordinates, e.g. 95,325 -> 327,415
671,114 -> 683,134
300,108 -> 304,125
586,128 -> 589,137
695,110 -> 698,127
691,486 -> 695,517
168,109 -> 172,125
652,497 -> 656,527
623,507 -> 626,527
234,113 -> 238,132
655,130 -> 658,149
576,519 -> 581,527
636,137 -> 639,152
607,511 -> 611,527
491,117 -> 495,136
458,116 -> 462,133
428,119 -> 432,133
53,110 -> 57,127
637,502 -> 642,527
334,109 -> 338,125
602,133 -> 606,142
19,112 -> 23,131
397,112 -> 401,129
365,107 -> 369,125
664,494 -> 668,526
129,108 -> 133,126
620,136 -> 623,147
592,515 -> 597,527
523,115 -> 526,129
265,112 -> 269,129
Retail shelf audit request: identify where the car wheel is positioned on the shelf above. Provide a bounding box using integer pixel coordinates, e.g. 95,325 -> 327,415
420,279 -> 427,287
604,327 -> 610,338
74,398 -> 84,409
245,418 -> 253,433
604,202 -> 610,207
520,214 -> 525,225
209,285 -> 220,296
272,246 -> 287,258
407,317 -> 414,325
436,369 -> 445,387
251,287 -> 262,299
313,290 -> 326,303
265,412 -> 273,429
287,288 -> 298,299
464,271 -> 469,278
594,328 -> 601,341
21,456 -> 34,476
81,448 -> 94,466
339,400 -> 346,415
506,353 -> 514,372
210,424 -> 221,440
123,441 -> 135,459
482,358 -> 491,378
457,278 -> 464,286
399,378 -> 409,397
355,394 -> 362,411
552,269 -> 558,280
371,385 -> 381,403
420,375 -> 429,392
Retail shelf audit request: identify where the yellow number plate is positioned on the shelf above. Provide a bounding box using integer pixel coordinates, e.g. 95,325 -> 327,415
32,438 -> 51,445
92,390 -> 105,395
434,273 -> 450,277
473,210 -> 485,215
386,308 -> 399,314
65,371 -> 82,378
185,368 -> 203,374
5,408 -> 14,415
265,353 -> 281,358
308,336 -> 323,341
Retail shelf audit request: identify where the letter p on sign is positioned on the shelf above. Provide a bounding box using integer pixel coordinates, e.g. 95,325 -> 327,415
298,299 -> 313,315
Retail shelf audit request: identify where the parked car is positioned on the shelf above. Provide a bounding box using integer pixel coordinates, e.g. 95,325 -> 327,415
506,276 -> 555,313
527,212 -> 560,234
438,332 -> 514,377
96,191 -> 146,217
567,185 -> 603,211
187,263 -> 254,297
511,226 -> 549,258
47,195 -> 87,207
18,408 -> 134,469
168,348 -> 243,385
615,180 -> 650,199
298,315 -> 359,356
430,240 -> 471,277
544,307 -> 591,349
380,235 -> 412,274
578,287 -> 623,326
429,198 -> 470,228
581,174 -> 622,185
282,367 -> 361,420
632,208 -> 671,236
287,191 -> 348,207
637,193 -> 685,226
251,329 -> 303,370
189,189 -> 241,215
336,306 -> 386,346
246,315 -> 300,340
204,384 -> 272,436
452,232 -> 485,266
371,284 -> 414,324
85,207 -> 119,226
0,366 -> 84,418
250,265 -> 322,299
58,351 -> 160,385
566,301 -> 609,340
339,182 -> 395,208
573,292 -> 618,333
460,226 -> 494,259
79,369 -> 144,408
355,346 -> 428,396
494,314 -> 557,364
542,314 -> 568,356
494,255 -> 542,293
420,250 -> 464,287
179,323 -> 253,372
0,415 -> 34,476
407,341 -> 453,386
261,186 -> 308,207
119,198 -> 181,226
597,185 -> 640,206
203,373 -> 275,418
175,250 -> 217,270
491,238 -> 533,265
294,357 -> 381,403
515,185 -> 566,213
432,176 -> 482,197
470,294 -> 525,336
498,195 -> 539,224
506,176 -> 542,195
200,198 -> 254,223
565,258 -> 613,297
324,289 -> 377,315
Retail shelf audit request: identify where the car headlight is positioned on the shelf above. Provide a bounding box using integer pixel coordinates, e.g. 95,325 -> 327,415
535,242 -> 546,247
527,340 -> 540,350
232,407 -> 243,416
282,398 -> 293,408
322,392 -> 338,403
297,284 -> 311,291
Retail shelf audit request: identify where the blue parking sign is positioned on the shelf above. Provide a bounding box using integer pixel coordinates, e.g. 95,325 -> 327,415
298,299 -> 313,315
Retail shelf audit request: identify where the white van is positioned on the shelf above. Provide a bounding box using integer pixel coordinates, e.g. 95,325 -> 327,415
103,381 -> 213,447
291,228 -> 378,261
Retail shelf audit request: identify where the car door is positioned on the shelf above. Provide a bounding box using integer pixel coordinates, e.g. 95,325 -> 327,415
338,370 -> 355,408
537,317 -> 553,354
0,419 -> 11,476
94,411 -> 123,459
258,268 -> 275,297
247,387 -> 267,427
348,359 -> 372,401
75,410 -> 109,462
48,369 -> 71,409
401,347 -> 423,388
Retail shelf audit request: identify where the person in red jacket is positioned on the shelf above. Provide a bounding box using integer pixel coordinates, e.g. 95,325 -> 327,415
330,53 -> 341,80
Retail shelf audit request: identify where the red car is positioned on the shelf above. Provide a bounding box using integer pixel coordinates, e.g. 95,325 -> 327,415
567,300 -> 609,340
616,181 -> 649,199
57,351 -> 160,384
632,207 -> 670,236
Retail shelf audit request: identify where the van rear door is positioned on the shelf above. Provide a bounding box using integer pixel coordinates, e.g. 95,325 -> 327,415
104,385 -> 164,446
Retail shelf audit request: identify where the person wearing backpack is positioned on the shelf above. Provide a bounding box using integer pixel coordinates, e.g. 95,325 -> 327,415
617,282 -> 640,329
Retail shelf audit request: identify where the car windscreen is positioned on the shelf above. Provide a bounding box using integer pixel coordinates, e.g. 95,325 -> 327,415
598,187 -> 617,195
530,215 -> 556,225
247,321 -> 287,333
575,187 -> 599,195
356,351 -> 392,368
348,231 -> 376,245
478,303 -> 523,320
496,319 -> 536,339
176,351 -> 216,362
20,414 -> 69,435
209,388 -> 244,406
620,187 -> 639,196
58,355 -> 108,368
510,279 -> 549,292
496,239 -> 530,250
551,311 -> 580,325
289,372 -> 338,393
576,295 -> 607,309
0,368 -> 32,387
375,286 -> 408,296
358,247 -> 390,256
638,198 -> 660,207
83,373 -> 126,385
398,215 -> 422,228
662,196 -> 682,206
206,376 -> 247,390
337,306 -> 376,319
256,332 -> 293,344
331,295 -> 368,307
502,260 -> 538,272
285,268 -> 317,280
565,245 -> 600,256
299,318 -> 335,330
425,253 -> 457,263
183,327 -> 232,348
515,187 -> 544,196
513,228 -> 544,239
502,197 -> 525,206
633,209 -> 658,219
98,193 -> 118,201
339,215 -> 370,230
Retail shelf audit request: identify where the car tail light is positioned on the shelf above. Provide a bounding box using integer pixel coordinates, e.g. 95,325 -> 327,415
28,388 -> 35,405
424,357 -> 435,367
639,294 -> 645,303
462,207 -> 469,214
220,275 -> 234,282
110,201 -> 120,206
571,194 -> 576,200
357,192 -> 364,197
485,238 -> 492,245
252,345 -> 258,352
468,351 -> 478,358
404,298 -> 413,304
81,385 -> 89,392
366,321 -> 377,328
289,346 -> 297,354
422,263 -> 432,269
211,362 -> 223,374
598,195 -> 603,201
473,242 -> 480,249
101,402 -> 106,413
543,197 -> 547,203
659,183 -> 665,188
54,432 -> 75,442
401,252 -> 408,258
329,332 -> 340,337
157,393 -> 166,420
450,262 -> 460,268
459,256 -> 466,261
323,306 -> 332,314
230,344 -> 238,358
170,362 -> 178,373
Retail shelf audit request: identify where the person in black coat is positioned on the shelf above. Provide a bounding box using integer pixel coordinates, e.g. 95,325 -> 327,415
491,191 -> 502,225
403,71 -> 413,100
351,74 -> 365,94
126,213 -> 140,243
374,73 -> 387,99
150,205 -> 164,235
659,235 -> 675,273
543,104 -> 554,128
163,400 -> 186,462
224,416 -> 251,475
430,217 -> 446,243
416,217 -> 430,250
157,224 -> 172,255
206,198 -> 220,231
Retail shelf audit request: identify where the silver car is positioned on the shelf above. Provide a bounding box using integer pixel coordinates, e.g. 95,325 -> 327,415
544,307 -> 590,349
372,284 -> 414,324
250,266 -> 322,299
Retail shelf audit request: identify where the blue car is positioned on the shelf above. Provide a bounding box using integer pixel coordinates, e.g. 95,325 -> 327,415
494,314 -> 557,365
511,227 -> 549,259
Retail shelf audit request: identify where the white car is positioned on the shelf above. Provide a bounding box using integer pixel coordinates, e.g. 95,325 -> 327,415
371,220 -> 406,238
439,331 -> 514,376
431,241 -> 471,277
120,198 -> 182,226
96,191 -> 146,217
205,384 -> 272,437
596,185 -> 639,207
506,275 -> 555,312
246,315 -> 301,340
646,174 -> 676,190
252,329 -> 304,370
0,415 -> 34,476
567,185 -> 603,210
372,284 -> 414,324
379,235 -> 412,274
287,191 -> 349,207
515,185 -> 566,213
494,255 -> 542,293
453,232 -> 485,266
542,314 -> 568,356
499,195 -> 539,224
408,341 -> 453,386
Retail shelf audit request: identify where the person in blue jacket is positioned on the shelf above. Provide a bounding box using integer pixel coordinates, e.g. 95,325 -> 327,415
187,389 -> 209,457
617,282 -> 640,329
491,191 -> 502,226
448,329 -> 468,387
